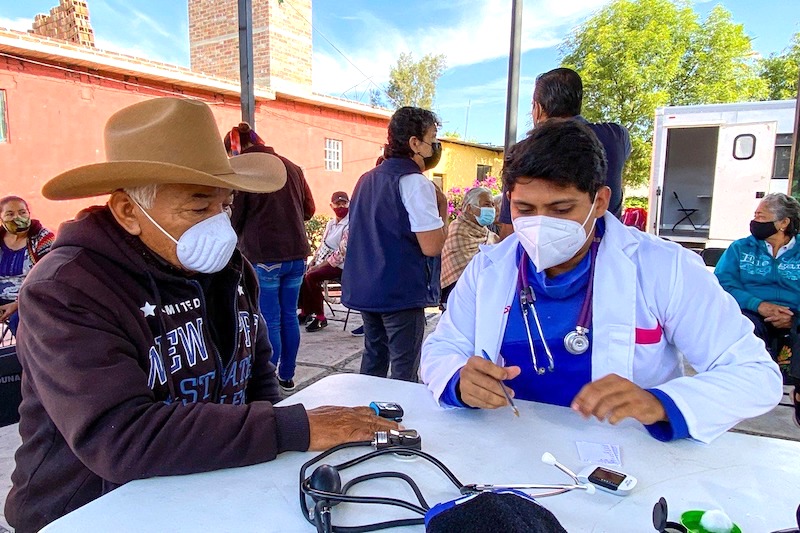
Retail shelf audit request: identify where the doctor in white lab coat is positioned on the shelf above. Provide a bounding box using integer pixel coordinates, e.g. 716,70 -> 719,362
420,119 -> 782,444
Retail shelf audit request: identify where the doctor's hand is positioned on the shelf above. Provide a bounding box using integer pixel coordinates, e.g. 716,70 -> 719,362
571,374 -> 667,426
307,406 -> 399,451
458,356 -> 522,409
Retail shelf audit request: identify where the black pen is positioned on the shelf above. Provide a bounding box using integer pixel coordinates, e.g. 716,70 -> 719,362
481,349 -> 520,417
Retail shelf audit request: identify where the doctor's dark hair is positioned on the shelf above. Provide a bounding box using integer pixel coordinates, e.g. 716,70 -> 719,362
534,67 -> 583,118
502,119 -> 607,199
761,192 -> 800,237
384,106 -> 441,159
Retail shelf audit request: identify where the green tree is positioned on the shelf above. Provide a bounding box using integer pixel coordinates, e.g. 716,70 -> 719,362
386,52 -> 447,109
561,0 -> 767,187
759,32 -> 800,100
669,6 -> 766,105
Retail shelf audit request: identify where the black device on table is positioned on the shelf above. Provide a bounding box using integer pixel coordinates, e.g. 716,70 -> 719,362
369,401 -> 403,421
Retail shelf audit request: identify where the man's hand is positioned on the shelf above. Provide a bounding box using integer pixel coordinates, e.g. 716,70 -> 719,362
759,302 -> 794,329
458,356 -> 521,409
307,406 -> 399,451
0,301 -> 18,322
571,374 -> 667,426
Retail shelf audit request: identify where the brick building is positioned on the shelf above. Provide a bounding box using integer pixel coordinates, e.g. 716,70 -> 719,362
189,0 -> 312,93
0,0 -> 390,231
30,0 -> 95,48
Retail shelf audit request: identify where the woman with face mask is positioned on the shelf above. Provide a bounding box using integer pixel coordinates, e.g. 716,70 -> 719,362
342,107 -> 448,383
715,192 -> 800,427
440,187 -> 499,307
420,120 -> 783,445
0,196 -> 55,336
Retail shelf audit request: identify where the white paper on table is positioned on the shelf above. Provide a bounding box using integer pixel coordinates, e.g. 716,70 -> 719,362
575,441 -> 622,467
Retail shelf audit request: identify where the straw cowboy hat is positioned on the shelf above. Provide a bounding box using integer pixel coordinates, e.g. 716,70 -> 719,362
43,97 -> 288,200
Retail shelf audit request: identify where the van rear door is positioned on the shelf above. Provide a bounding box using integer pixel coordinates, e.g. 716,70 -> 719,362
708,121 -> 777,242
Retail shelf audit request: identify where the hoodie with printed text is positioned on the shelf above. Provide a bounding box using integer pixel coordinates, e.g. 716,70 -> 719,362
5,206 -> 310,533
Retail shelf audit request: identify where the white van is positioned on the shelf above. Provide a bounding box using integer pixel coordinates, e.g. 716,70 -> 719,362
647,99 -> 796,249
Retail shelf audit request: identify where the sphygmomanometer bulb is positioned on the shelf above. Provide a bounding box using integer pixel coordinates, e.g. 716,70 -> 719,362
309,464 -> 342,506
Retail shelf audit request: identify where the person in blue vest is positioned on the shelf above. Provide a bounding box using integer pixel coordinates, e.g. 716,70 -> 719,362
342,107 -> 448,381
497,67 -> 631,239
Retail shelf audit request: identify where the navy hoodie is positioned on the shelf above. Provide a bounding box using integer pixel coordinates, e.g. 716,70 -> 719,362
5,206 -> 309,533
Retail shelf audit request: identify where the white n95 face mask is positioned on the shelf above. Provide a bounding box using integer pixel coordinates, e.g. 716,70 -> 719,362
133,201 -> 238,274
512,200 -> 597,273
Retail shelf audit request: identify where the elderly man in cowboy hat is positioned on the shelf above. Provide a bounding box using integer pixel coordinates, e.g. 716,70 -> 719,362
5,98 -> 398,533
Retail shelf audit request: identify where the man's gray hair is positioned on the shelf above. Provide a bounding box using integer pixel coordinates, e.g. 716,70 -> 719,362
762,192 -> 800,237
462,187 -> 492,210
123,185 -> 161,209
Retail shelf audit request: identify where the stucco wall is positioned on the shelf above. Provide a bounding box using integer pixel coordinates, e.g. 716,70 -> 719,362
0,55 -> 387,231
429,139 -> 504,193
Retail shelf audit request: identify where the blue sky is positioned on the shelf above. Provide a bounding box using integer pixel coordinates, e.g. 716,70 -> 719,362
2,0 -> 799,146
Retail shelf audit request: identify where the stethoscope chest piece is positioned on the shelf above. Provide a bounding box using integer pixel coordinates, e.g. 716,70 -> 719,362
517,235 -> 600,370
564,327 -> 590,355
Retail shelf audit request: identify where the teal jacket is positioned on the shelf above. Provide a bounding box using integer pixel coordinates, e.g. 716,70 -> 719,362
715,235 -> 800,312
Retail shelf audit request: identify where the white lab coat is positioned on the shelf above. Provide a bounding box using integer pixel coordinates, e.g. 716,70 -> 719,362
420,214 -> 783,443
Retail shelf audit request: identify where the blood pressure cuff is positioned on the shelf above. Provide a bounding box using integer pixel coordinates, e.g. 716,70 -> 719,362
425,489 -> 567,533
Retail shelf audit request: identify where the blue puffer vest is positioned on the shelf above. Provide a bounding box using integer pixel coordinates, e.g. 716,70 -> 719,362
342,157 -> 441,312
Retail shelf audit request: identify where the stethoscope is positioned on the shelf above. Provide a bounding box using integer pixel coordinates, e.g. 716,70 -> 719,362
300,430 -> 595,533
516,235 -> 601,374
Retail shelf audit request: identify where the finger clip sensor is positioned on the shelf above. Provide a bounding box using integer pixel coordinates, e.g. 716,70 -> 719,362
373,429 -> 422,450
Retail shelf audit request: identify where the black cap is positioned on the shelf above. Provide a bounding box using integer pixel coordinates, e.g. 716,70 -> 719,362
331,191 -> 349,202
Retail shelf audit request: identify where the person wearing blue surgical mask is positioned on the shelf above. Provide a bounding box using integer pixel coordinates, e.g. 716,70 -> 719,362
440,187 -> 499,306
420,119 -> 783,444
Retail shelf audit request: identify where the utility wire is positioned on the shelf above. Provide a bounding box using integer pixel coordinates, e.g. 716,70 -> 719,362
281,0 -> 399,107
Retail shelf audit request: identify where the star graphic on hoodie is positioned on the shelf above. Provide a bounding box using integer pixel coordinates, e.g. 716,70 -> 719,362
140,302 -> 157,317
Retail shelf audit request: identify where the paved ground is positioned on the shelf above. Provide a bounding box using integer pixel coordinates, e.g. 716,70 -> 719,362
0,303 -> 797,531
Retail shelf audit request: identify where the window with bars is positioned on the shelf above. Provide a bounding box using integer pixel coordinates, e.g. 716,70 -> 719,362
324,138 -> 342,171
0,90 -> 7,143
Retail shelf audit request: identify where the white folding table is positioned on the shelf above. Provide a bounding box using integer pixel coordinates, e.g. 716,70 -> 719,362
42,373 -> 800,532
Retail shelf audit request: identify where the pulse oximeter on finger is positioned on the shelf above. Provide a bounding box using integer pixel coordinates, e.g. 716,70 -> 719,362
369,401 -> 404,421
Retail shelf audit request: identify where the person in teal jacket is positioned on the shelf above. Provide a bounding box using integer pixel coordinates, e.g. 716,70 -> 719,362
715,192 -> 800,427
